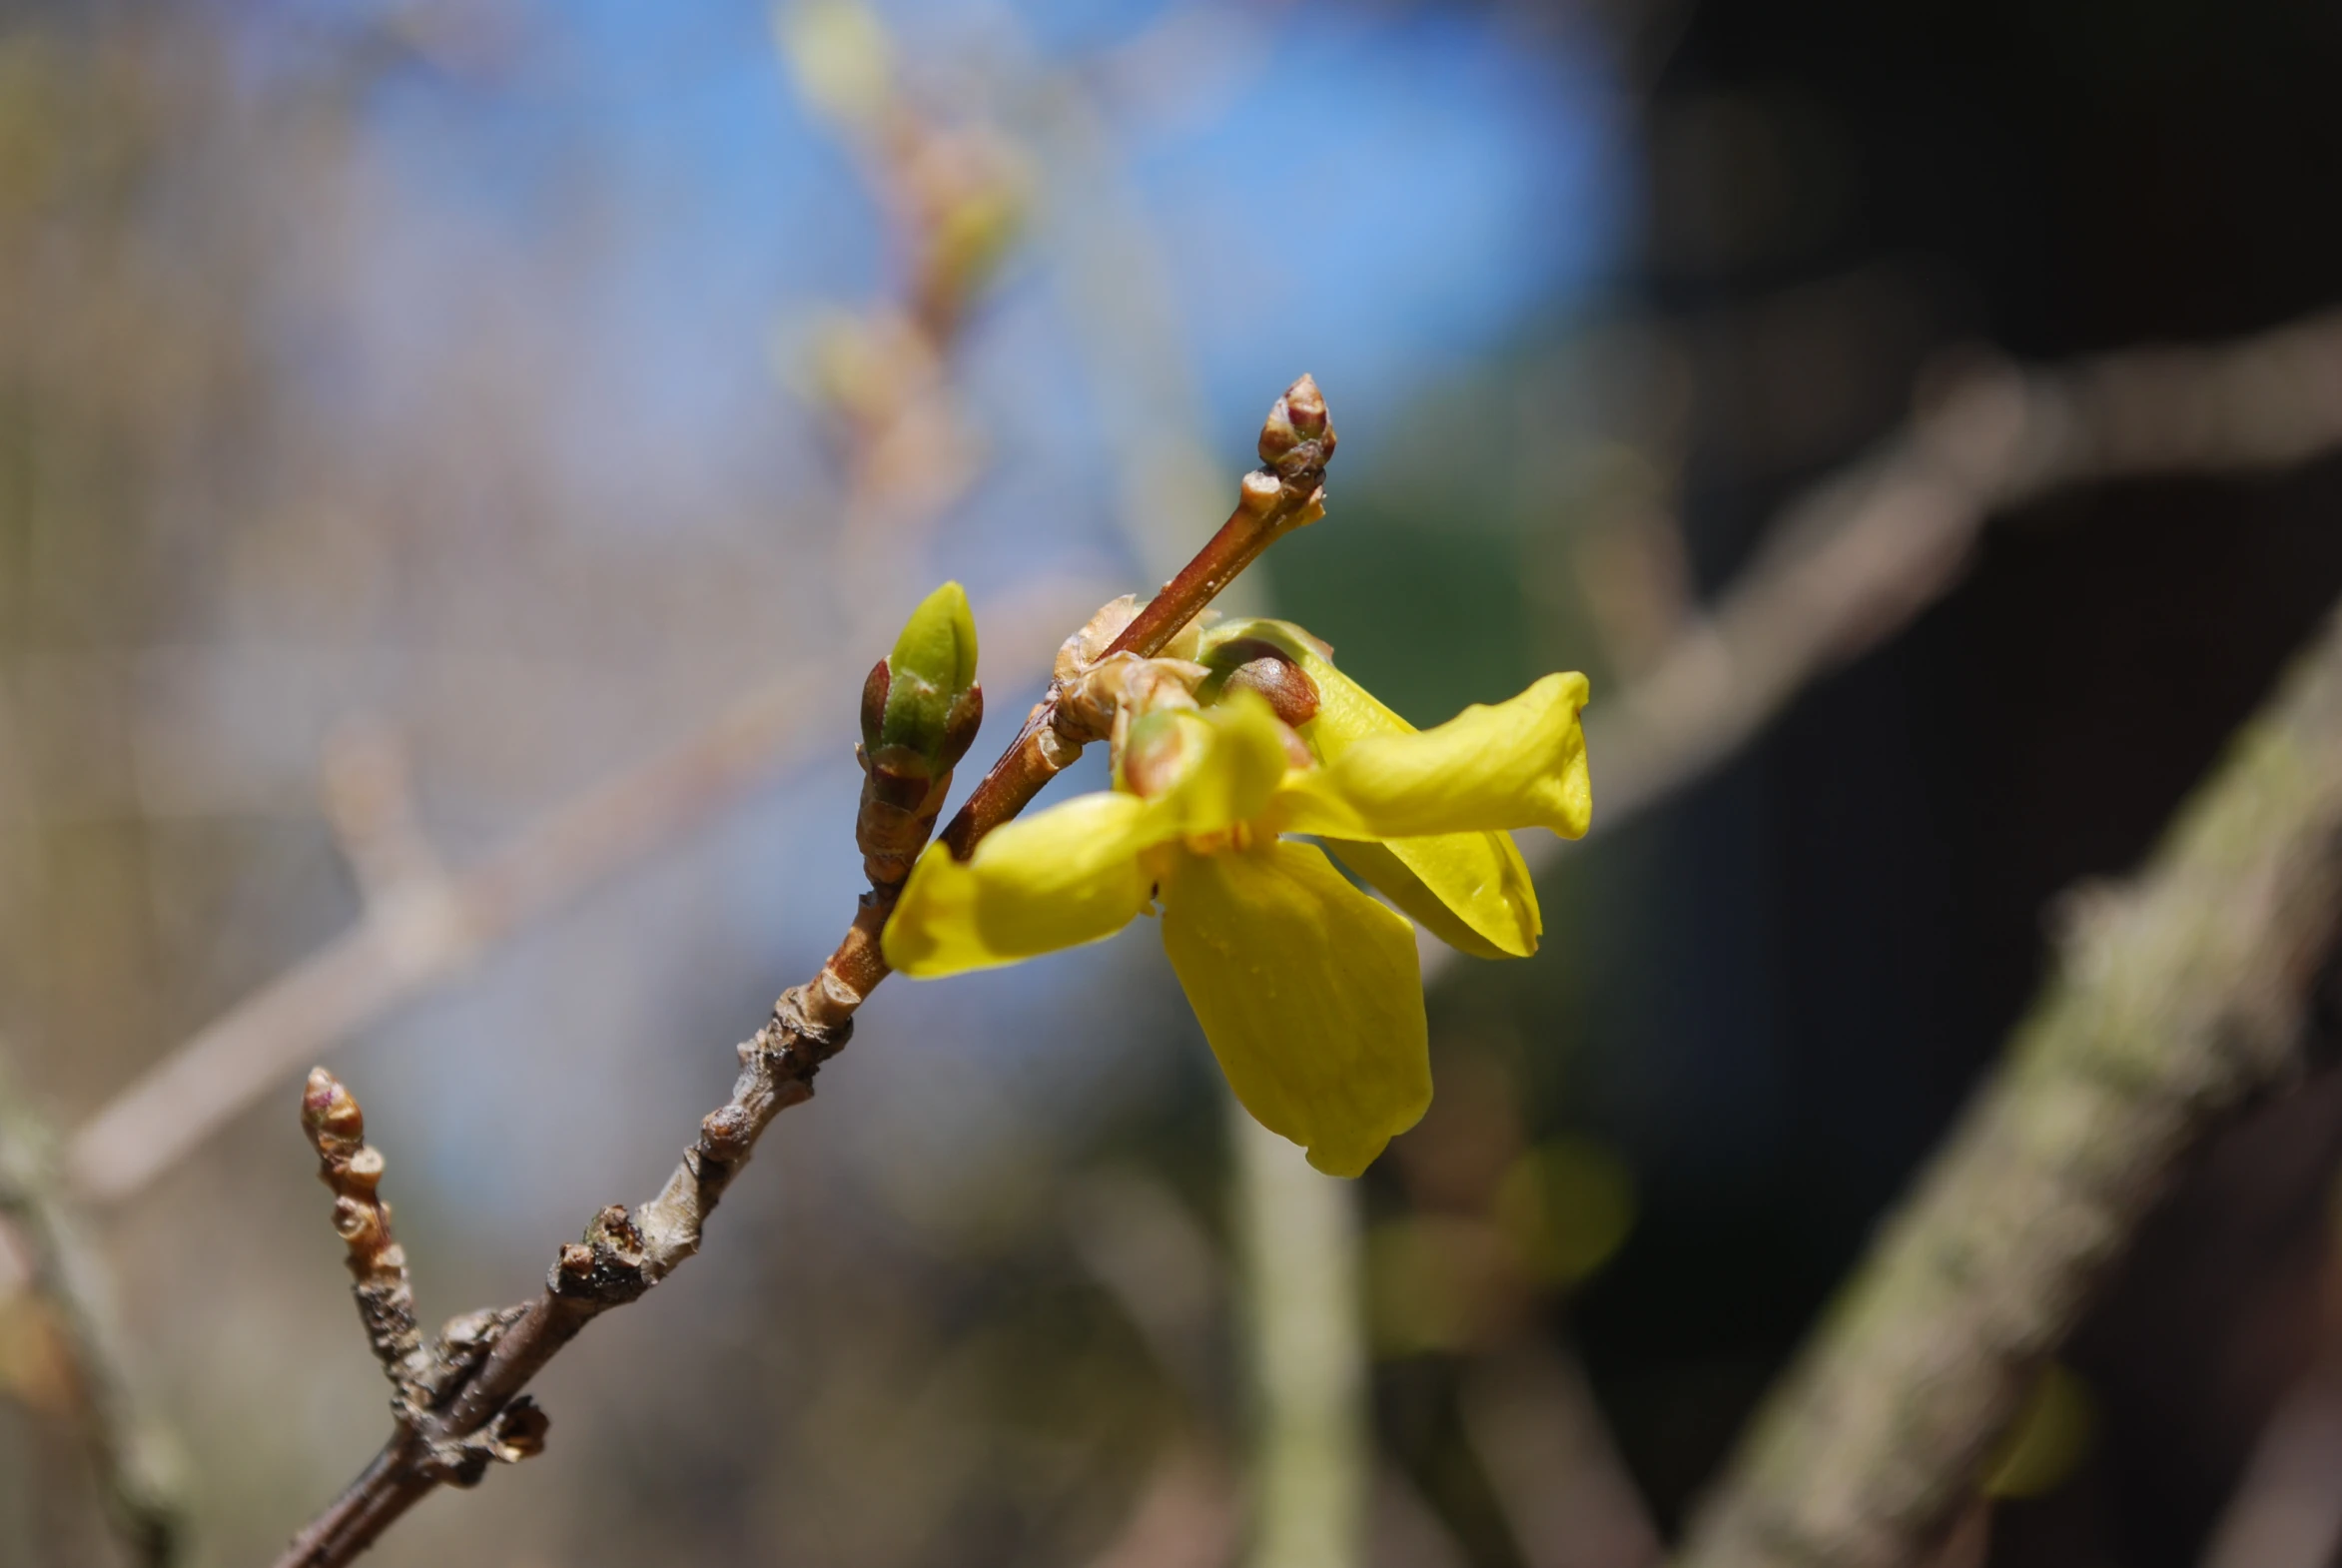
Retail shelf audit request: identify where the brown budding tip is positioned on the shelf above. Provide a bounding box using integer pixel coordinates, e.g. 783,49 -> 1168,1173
1280,374 -> 1327,435
303,1068 -> 364,1144
1257,374 -> 1336,475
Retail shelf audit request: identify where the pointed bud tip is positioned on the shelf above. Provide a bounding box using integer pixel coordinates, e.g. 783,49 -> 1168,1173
889,580 -> 978,692
1280,374 -> 1326,432
302,1068 -> 363,1142
1256,375 -> 1336,474
859,658 -> 891,750
878,581 -> 983,766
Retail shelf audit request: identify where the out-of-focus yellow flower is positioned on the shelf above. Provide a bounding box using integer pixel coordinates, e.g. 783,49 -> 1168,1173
883,621 -> 1590,1176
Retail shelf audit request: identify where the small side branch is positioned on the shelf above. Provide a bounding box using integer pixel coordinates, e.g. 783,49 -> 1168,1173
1587,307 -> 2342,840
1677,591 -> 2342,1568
300,1071 -> 424,1393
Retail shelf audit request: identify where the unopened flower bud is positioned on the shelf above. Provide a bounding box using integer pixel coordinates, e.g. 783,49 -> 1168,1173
1201,638 -> 1322,729
1256,374 -> 1336,478
302,1067 -> 365,1150
866,580 -> 983,773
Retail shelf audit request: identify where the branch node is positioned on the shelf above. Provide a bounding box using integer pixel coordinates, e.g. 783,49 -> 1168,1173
544,1204 -> 652,1305
764,988 -> 855,1073
419,1390 -> 550,1488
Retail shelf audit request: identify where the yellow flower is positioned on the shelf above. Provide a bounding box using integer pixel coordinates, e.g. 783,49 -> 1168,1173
882,619 -> 1590,1176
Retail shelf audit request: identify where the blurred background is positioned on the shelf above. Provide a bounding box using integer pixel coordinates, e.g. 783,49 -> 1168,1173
5,1 -> 2342,1565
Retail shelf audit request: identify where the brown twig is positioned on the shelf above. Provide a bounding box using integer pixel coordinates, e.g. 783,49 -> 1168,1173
270,377 -> 1338,1568
298,1071 -> 427,1394
1675,590 -> 2342,1568
937,376 -> 1334,860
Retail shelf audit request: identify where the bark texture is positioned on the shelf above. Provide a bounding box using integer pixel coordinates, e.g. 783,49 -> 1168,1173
1678,594 -> 2342,1568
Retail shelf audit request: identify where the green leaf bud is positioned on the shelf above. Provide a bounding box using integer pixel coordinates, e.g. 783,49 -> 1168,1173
865,580 -> 983,774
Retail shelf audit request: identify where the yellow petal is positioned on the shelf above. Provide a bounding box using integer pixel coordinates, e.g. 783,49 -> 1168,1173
884,691 -> 1296,978
1274,672 -> 1592,843
1202,617 -> 1402,753
1205,619 -> 1557,955
1321,834 -> 1540,959
883,793 -> 1160,976
1160,840 -> 1430,1176
1142,696 -> 1292,839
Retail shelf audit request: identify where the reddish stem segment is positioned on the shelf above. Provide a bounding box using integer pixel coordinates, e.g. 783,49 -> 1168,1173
937,373 -> 1335,861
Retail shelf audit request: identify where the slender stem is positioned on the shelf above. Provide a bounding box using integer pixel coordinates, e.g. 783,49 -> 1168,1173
275,1436 -> 432,1568
273,376 -> 1338,1568
1232,1107 -> 1367,1568
938,374 -> 1334,861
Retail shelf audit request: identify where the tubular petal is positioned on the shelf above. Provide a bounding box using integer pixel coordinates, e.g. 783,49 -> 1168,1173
1274,672 -> 1592,843
1203,617 -> 1399,752
883,793 -> 1161,975
1322,835 -> 1539,959
1161,840 -> 1430,1176
1154,694 -> 1292,836
1207,618 -> 1551,954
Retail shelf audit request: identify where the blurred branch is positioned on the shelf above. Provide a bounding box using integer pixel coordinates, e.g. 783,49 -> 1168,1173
2199,1357 -> 2342,1568
68,1 -> 1046,1210
1405,307 -> 2342,1562
1676,590 -> 2342,1568
1231,1109 -> 1368,1568
63,579 -> 1097,1209
1571,305 -> 2342,848
782,0 -> 1027,555
63,646 -> 838,1206
1460,1342 -> 1662,1568
271,380 -> 1336,1568
1080,1444 -> 1239,1568
0,1058 -> 182,1567
2198,1191 -> 2342,1568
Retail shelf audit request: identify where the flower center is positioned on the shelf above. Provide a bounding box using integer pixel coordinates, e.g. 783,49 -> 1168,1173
1181,820 -> 1257,857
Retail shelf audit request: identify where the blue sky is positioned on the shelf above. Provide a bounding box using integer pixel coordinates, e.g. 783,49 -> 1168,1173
244,0 -> 1636,1208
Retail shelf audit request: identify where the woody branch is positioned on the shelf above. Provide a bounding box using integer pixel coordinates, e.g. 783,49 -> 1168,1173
271,375 -> 1337,1568
1677,590 -> 2342,1568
